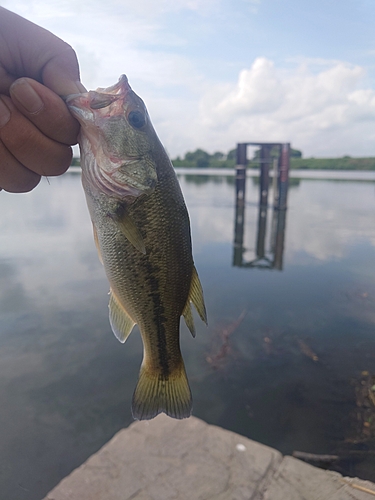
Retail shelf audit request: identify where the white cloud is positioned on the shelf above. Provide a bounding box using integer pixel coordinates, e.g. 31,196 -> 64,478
209,58 -> 284,117
2,3 -> 375,158
4,0 -> 204,91
197,57 -> 375,157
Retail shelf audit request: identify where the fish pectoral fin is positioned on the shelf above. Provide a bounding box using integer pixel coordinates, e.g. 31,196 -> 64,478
182,301 -> 195,338
108,289 -> 136,343
132,362 -> 192,420
92,224 -> 103,265
110,206 -> 146,255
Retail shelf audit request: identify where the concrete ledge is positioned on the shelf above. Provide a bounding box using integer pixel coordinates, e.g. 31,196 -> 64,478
43,415 -> 375,500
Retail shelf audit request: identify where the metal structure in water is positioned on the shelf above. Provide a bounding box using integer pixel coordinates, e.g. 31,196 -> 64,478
233,142 -> 290,270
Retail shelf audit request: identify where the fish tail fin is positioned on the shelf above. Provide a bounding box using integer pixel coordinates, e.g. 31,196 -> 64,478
131,362 -> 192,420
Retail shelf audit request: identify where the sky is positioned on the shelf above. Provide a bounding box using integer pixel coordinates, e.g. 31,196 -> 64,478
3,0 -> 375,158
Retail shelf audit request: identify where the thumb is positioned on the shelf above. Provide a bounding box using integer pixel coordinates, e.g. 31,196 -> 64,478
41,47 -> 87,96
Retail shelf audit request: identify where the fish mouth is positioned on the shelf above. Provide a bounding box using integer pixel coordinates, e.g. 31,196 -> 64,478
95,75 -> 131,96
64,75 -> 131,114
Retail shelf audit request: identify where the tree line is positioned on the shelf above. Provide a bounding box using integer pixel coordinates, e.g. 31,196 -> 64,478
172,147 -> 302,169
171,148 -> 375,170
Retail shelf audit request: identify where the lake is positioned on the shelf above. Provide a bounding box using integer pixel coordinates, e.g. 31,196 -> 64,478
1,169 -> 375,499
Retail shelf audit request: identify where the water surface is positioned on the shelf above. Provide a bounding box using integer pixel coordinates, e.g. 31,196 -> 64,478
1,171 -> 375,498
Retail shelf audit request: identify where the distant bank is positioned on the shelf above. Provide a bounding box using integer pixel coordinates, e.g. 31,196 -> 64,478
70,156 -> 375,171
172,156 -> 375,171
289,157 -> 375,170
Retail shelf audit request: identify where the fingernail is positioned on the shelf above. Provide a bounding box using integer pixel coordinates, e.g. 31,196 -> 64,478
0,98 -> 10,127
10,79 -> 44,114
75,81 -> 87,93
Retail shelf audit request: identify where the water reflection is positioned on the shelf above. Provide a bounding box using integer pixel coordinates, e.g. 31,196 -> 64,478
1,171 -> 375,499
233,170 -> 288,270
233,201 -> 287,270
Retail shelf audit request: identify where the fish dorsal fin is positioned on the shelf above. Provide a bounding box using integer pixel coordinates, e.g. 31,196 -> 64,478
182,265 -> 207,336
182,301 -> 195,338
92,224 -> 103,265
110,205 -> 146,255
109,289 -> 136,343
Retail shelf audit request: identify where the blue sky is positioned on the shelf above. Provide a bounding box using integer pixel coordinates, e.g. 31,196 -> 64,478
4,0 -> 375,157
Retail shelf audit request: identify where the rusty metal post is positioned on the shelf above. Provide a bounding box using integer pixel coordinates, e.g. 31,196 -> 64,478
272,155 -> 279,209
255,203 -> 267,259
233,192 -> 246,266
256,145 -> 271,258
235,143 -> 247,203
278,143 -> 290,210
272,143 -> 289,268
272,208 -> 287,270
233,143 -> 247,266
259,145 -> 271,207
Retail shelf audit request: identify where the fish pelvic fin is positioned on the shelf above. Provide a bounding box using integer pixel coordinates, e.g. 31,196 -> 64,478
92,224 -> 103,265
182,265 -> 207,336
109,289 -> 136,343
132,363 -> 192,420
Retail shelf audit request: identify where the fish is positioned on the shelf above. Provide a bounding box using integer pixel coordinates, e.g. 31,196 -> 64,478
66,75 -> 207,420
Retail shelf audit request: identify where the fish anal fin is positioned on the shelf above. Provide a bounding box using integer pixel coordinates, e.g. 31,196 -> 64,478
92,224 -> 103,265
132,363 -> 192,420
110,205 -> 146,254
109,289 -> 136,343
182,301 -> 196,338
189,266 -> 207,325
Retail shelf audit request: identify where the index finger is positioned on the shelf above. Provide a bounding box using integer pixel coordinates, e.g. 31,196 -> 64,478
0,8 -> 86,96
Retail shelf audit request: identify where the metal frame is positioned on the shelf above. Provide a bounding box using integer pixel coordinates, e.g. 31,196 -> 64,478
233,142 -> 290,270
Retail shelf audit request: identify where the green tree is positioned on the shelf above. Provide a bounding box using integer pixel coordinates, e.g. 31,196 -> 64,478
290,148 -> 302,158
184,149 -> 210,168
212,151 -> 225,160
227,148 -> 237,161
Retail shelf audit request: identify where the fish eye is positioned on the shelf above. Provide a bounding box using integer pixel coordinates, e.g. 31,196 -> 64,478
128,110 -> 146,129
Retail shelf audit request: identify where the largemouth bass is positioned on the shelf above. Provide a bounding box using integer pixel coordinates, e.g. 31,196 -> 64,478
66,76 -> 206,420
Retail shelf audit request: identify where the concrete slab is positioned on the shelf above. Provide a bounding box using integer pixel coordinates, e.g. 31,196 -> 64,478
259,455 -> 375,500
43,415 -> 375,500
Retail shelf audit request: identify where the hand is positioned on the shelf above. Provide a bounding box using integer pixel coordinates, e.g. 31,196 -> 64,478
0,8 -> 86,193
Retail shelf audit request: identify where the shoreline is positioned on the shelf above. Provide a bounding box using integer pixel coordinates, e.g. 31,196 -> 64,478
66,166 -> 375,181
